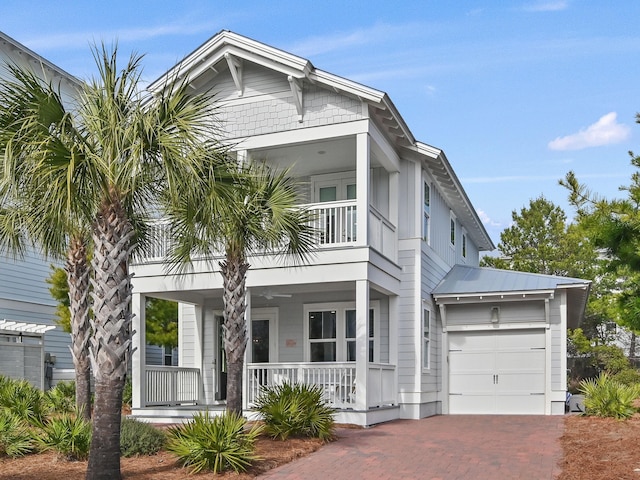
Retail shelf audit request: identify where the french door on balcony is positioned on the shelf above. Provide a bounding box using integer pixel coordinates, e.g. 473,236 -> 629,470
315,176 -> 356,244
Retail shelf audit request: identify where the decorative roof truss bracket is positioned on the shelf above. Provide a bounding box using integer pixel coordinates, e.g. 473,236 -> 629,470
225,53 -> 244,96
288,75 -> 304,122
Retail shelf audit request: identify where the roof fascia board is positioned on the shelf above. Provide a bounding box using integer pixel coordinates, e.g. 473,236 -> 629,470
434,289 -> 556,304
410,142 -> 495,251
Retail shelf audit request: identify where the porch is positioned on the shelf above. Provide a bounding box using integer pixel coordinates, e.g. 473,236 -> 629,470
134,361 -> 398,425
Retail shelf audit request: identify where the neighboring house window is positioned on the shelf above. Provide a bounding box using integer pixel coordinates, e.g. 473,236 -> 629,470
164,346 -> 174,366
423,181 -> 431,243
462,231 -> 467,258
306,303 -> 379,362
423,307 -> 431,370
450,212 -> 456,246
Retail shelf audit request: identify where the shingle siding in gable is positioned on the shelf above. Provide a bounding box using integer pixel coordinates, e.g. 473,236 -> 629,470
219,80 -> 365,139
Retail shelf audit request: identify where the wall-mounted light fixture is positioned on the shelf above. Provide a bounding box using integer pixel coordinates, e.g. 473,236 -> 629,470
490,306 -> 500,323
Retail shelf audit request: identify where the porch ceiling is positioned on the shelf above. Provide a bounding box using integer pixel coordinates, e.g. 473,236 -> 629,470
248,137 -> 384,177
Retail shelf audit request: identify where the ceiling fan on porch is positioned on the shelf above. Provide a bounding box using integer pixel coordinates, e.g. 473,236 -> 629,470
257,289 -> 292,300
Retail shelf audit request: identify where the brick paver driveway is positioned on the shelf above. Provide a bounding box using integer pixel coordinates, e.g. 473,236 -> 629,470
259,415 -> 565,480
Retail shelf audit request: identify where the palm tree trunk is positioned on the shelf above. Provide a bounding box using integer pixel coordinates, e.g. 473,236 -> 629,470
86,192 -> 134,480
220,257 -> 249,415
66,235 -> 92,420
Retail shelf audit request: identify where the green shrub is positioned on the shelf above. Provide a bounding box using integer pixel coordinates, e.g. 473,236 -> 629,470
254,381 -> 335,441
45,381 -> 76,414
122,378 -> 132,407
38,412 -> 92,460
612,368 -> 640,386
120,417 -> 165,457
579,372 -> 640,419
0,411 -> 35,457
166,411 -> 262,474
0,376 -> 48,427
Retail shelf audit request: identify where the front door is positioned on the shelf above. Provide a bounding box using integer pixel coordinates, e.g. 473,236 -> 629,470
250,308 -> 278,363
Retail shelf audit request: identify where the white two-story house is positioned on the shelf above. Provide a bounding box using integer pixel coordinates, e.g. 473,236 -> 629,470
130,31 -> 590,425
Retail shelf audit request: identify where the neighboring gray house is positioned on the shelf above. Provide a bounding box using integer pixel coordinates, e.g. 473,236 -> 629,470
128,31 -> 591,425
0,31 -> 82,387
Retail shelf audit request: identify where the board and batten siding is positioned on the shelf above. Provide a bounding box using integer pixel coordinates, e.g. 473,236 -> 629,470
445,301 -> 546,326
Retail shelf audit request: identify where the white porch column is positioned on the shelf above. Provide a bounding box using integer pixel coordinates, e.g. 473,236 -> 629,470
389,294 -> 399,405
356,133 -> 370,245
193,305 -> 204,403
389,171 -> 399,262
243,289 -> 252,411
355,279 -> 370,411
131,293 -> 146,409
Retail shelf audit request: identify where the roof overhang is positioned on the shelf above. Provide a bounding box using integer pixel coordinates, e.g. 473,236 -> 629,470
404,143 -> 494,251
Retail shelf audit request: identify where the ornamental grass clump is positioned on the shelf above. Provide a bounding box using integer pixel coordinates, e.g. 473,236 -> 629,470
44,381 -> 76,414
255,381 -> 335,441
0,410 -> 35,457
0,376 -> 48,427
166,411 -> 263,474
120,417 -> 165,457
579,372 -> 640,419
38,412 -> 92,460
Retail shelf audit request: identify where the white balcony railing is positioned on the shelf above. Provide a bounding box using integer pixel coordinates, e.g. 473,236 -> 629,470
145,366 -> 201,406
136,201 -> 368,263
246,362 -> 397,410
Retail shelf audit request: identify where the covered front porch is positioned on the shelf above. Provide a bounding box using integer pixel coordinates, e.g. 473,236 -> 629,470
130,276 -> 402,426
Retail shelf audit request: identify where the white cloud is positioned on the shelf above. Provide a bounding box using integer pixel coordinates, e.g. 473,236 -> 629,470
523,1 -> 569,12
23,20 -> 220,51
477,210 -> 503,228
548,112 -> 631,151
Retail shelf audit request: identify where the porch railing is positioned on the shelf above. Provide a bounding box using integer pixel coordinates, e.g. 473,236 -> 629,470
135,200 -> 398,264
145,366 -> 201,406
369,206 -> 396,261
246,362 -> 397,410
246,362 -> 357,409
367,363 -> 397,408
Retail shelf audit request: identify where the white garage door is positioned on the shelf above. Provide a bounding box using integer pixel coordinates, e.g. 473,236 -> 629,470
449,329 -> 546,414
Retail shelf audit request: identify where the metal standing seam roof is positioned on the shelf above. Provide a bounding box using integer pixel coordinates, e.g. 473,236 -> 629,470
433,265 -> 590,296
0,320 -> 57,334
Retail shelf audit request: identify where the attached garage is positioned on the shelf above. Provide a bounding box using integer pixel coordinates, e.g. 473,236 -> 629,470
433,265 -> 590,415
448,329 -> 546,414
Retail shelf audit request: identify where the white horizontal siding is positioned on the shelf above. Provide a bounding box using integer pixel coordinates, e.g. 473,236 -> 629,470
549,296 -> 564,391
397,249 -> 417,390
178,304 -> 197,368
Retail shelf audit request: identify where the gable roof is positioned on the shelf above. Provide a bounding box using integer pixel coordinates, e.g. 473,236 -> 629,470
149,30 -> 494,251
0,31 -> 81,89
433,264 -> 591,328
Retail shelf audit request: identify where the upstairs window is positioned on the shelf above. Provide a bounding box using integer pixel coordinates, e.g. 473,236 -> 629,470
423,181 -> 431,243
450,212 -> 456,246
423,306 -> 431,370
462,231 -> 467,258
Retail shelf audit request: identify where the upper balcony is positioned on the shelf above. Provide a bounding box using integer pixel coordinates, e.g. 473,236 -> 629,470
135,132 -> 400,266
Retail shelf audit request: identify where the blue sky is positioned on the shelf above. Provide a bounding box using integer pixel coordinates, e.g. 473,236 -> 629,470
2,1 -> 639,246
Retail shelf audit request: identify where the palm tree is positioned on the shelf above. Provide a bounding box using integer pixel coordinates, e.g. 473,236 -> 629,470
0,65 -> 94,419
168,160 -> 316,414
0,46 -> 225,479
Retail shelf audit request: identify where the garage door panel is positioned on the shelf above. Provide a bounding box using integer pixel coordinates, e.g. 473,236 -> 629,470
496,330 -> 545,349
449,394 -> 496,414
449,332 -> 495,350
497,372 -> 545,393
495,394 -> 545,414
449,351 -> 494,371
450,372 -> 495,394
496,350 -> 545,372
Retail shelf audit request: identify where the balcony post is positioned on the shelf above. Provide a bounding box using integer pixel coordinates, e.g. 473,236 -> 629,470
356,133 -> 370,245
131,293 -> 146,409
355,279 -> 369,410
